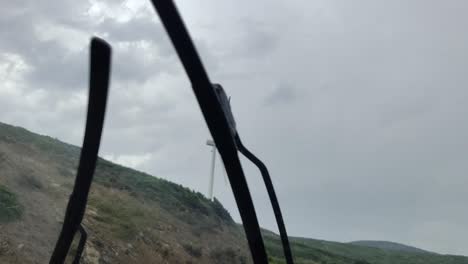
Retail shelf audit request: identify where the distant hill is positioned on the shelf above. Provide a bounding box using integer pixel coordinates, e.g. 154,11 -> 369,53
349,240 -> 434,254
1,121 -> 467,264
264,233 -> 468,264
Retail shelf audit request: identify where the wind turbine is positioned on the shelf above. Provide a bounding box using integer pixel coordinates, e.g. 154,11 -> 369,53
206,139 -> 216,201
206,139 -> 227,201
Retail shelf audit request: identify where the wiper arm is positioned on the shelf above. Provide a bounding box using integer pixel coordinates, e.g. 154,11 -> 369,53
148,1 -> 268,262
49,37 -> 111,264
72,225 -> 88,264
214,83 -> 295,264
236,136 -> 294,264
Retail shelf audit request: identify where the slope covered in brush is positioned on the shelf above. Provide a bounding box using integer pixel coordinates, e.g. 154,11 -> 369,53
0,121 -> 250,263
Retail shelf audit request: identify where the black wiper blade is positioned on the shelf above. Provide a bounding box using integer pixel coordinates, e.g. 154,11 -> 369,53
49,37 -> 111,264
148,1 -> 268,263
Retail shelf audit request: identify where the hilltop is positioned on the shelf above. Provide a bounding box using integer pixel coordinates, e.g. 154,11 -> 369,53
349,240 -> 434,254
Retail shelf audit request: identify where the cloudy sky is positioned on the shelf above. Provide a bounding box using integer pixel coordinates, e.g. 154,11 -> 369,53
2,0 -> 468,256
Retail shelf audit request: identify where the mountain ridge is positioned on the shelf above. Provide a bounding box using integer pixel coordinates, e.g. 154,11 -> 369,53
349,240 -> 434,254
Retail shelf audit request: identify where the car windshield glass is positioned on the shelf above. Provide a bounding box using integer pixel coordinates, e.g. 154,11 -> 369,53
1,1 -> 468,264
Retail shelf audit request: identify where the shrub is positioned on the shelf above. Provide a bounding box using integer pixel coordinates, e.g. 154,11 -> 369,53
0,185 -> 23,222
90,195 -> 146,240
212,198 -> 233,223
183,243 -> 202,258
93,159 -> 234,226
209,248 -> 244,264
17,173 -> 43,190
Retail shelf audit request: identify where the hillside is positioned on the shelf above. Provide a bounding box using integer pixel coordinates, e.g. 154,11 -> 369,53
1,121 -> 468,264
0,122 -> 251,263
349,241 -> 433,254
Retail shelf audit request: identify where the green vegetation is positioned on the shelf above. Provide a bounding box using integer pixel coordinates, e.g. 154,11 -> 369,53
0,184 -> 23,222
209,247 -> 247,264
0,122 -> 80,168
264,232 -> 468,264
265,234 -> 366,264
88,193 -> 150,240
350,240 -> 432,254
183,243 -> 203,258
94,159 -> 233,224
17,173 -> 43,190
0,121 -> 233,222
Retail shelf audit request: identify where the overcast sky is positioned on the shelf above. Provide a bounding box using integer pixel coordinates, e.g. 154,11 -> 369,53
1,0 -> 468,256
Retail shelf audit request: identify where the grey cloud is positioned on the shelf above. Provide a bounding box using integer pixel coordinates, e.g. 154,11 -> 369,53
264,82 -> 298,106
24,40 -> 88,90
234,23 -> 279,59
207,0 -> 468,256
0,0 -> 180,91
97,16 -> 166,44
0,3 -> 90,91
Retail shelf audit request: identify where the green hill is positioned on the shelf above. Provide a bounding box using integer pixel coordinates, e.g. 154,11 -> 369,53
0,121 -> 467,264
263,230 -> 468,264
0,121 -> 249,263
349,240 -> 434,254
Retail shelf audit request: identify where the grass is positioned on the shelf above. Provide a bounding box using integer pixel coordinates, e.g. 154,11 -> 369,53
0,121 -> 234,225
183,243 -> 203,258
264,234 -> 366,264
0,184 -> 23,222
88,193 -> 150,241
16,173 -> 43,190
94,159 -> 234,225
209,247 -> 247,264
263,232 -> 468,264
0,122 -> 80,168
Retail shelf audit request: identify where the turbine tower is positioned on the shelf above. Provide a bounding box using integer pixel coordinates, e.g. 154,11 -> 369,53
206,139 -> 216,201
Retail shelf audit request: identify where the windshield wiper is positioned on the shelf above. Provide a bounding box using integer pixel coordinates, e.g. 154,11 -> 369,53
72,225 -> 88,264
236,137 -> 294,264
49,37 -> 111,264
148,0 -> 269,262
148,1 -> 294,263
48,2 -> 292,263
215,84 -> 294,264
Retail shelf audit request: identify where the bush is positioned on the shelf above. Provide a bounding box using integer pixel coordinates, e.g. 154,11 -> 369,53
212,198 -> 233,223
93,159 -> 234,225
183,243 -> 202,258
17,173 -> 43,190
90,195 -> 146,240
0,185 -> 23,222
210,248 -> 244,264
